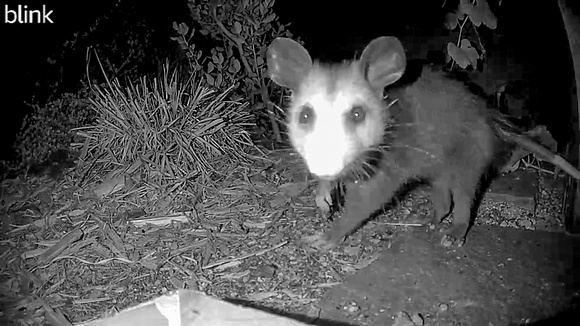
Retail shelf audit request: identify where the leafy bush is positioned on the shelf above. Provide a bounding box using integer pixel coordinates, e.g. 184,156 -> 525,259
74,62 -> 256,186
444,0 -> 498,71
172,0 -> 301,143
11,1 -> 179,171
14,83 -> 96,168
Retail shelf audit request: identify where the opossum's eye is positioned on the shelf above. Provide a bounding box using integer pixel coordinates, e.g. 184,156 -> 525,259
349,105 -> 366,124
298,105 -> 315,125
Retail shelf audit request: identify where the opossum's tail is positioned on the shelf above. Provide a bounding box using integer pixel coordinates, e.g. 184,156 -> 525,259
490,112 -> 580,179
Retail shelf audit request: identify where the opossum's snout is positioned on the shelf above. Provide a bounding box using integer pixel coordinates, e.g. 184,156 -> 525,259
302,126 -> 350,180
289,100 -> 355,180
266,35 -> 407,180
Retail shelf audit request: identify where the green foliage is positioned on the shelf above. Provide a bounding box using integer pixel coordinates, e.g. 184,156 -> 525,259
11,1 -> 174,170
174,0 -> 292,91
171,0 -> 301,142
74,62 -> 256,186
444,0 -> 499,70
14,83 -> 96,167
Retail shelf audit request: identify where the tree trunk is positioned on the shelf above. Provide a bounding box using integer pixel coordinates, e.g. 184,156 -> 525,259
558,0 -> 580,234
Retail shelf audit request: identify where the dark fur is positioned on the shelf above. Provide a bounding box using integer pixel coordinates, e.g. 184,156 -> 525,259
320,66 -> 520,247
266,36 -> 573,249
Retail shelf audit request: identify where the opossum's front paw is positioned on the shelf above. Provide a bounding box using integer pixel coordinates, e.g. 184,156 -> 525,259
440,223 -> 467,247
303,232 -> 339,251
314,181 -> 332,215
440,234 -> 466,247
315,192 -> 331,214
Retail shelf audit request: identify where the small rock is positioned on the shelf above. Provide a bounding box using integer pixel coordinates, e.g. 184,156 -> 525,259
401,208 -> 411,216
517,219 -> 533,229
392,311 -> 414,326
346,303 -> 360,313
347,306 -> 360,314
410,313 -> 424,326
437,303 -> 449,312
477,215 -> 490,223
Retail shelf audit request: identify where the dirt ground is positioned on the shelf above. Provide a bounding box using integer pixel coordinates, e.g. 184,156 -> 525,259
2,148 -> 578,326
276,169 -> 580,326
303,224 -> 580,326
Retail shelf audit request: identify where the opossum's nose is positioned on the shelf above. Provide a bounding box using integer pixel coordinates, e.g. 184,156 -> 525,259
308,161 -> 343,180
303,134 -> 347,179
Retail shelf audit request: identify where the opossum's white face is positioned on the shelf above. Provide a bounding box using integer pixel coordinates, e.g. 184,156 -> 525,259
267,37 -> 407,181
287,67 -> 386,179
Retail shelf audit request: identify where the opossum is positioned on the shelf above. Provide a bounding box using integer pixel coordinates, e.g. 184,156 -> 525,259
266,36 -> 580,250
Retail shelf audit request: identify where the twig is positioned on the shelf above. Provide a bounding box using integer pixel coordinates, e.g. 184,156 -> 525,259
202,241 -> 287,269
376,222 -> 424,227
33,255 -> 134,272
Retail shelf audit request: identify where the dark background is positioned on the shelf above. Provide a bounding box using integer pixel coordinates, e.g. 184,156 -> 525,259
1,0 -> 577,161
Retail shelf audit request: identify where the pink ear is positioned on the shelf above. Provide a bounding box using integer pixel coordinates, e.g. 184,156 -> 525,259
359,36 -> 406,93
267,38 -> 313,90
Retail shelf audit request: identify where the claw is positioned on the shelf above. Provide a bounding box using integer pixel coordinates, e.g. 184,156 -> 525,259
440,234 -> 466,247
315,192 -> 331,214
314,180 -> 333,215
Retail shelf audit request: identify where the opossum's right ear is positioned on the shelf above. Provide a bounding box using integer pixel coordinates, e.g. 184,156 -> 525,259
360,36 -> 406,93
267,38 -> 312,90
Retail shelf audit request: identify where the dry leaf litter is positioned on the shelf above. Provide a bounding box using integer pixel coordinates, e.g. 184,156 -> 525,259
0,147 -> 566,325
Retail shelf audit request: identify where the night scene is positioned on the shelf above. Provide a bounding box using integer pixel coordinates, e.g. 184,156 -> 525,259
1,0 -> 579,325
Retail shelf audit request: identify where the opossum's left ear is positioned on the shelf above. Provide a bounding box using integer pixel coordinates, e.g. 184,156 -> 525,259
267,37 -> 312,91
360,36 -> 406,93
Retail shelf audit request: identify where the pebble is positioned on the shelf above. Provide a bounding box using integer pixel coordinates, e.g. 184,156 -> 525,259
437,303 -> 449,312
346,302 -> 360,313
517,219 -> 534,229
411,313 -> 424,325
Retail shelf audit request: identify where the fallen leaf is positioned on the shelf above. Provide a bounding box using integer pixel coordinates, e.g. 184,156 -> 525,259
93,169 -> 127,198
68,209 -> 85,217
247,291 -> 278,301
38,228 -> 84,264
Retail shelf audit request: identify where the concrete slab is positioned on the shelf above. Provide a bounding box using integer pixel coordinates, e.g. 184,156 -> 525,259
485,171 -> 539,212
314,226 -> 580,326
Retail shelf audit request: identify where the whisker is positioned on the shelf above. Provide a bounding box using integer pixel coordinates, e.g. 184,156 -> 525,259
388,144 -> 438,159
384,96 -> 399,108
386,122 -> 417,128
